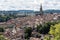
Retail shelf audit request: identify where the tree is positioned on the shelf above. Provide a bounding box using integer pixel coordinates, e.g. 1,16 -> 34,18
36,21 -> 59,34
49,23 -> 60,40
44,36 -> 51,40
36,24 -> 42,32
0,35 -> 9,40
0,27 -> 4,32
24,27 -> 32,39
0,16 -> 11,22
36,22 -> 51,34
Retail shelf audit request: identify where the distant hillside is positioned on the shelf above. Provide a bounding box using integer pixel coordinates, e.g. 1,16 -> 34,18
0,10 -> 34,14
34,10 -> 60,14
18,10 -> 34,12
0,10 -> 60,15
44,10 -> 60,13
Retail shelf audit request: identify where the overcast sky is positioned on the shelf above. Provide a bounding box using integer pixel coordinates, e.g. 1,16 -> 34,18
0,0 -> 60,11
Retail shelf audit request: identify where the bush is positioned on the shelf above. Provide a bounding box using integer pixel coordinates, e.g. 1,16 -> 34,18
0,35 -> 9,40
44,36 -> 51,40
24,27 -> 32,39
0,28 -> 4,32
0,16 -> 11,22
36,21 -> 58,34
49,23 -> 60,40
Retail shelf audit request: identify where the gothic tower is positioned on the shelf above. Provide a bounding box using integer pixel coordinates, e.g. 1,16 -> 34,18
40,4 -> 43,15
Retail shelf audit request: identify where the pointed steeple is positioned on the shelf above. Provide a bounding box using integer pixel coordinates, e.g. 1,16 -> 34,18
40,4 -> 43,15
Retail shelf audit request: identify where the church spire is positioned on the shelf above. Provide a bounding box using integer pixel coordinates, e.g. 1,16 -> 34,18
40,4 -> 43,15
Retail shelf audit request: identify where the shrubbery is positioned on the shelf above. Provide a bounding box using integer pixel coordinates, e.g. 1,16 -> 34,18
0,35 -> 8,40
0,16 -> 11,22
24,27 -> 32,39
0,27 -> 4,32
23,20 -> 60,40
36,21 -> 59,34
49,23 -> 60,40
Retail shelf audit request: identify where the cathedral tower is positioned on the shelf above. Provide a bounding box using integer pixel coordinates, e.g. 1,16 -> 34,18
40,4 -> 43,15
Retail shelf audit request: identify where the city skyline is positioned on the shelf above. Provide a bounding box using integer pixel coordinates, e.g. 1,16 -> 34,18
0,0 -> 60,11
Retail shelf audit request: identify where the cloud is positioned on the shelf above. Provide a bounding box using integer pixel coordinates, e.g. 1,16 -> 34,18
42,0 -> 60,10
0,0 -> 60,11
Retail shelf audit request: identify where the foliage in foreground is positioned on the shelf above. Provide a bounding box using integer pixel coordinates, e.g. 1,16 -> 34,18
44,36 -> 51,40
0,35 -> 8,40
24,21 -> 60,39
0,27 -> 4,32
37,21 -> 58,34
24,27 -> 32,39
49,23 -> 60,40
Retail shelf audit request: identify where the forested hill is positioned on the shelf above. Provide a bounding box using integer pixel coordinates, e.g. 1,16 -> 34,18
0,10 -> 60,14
43,10 -> 60,13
